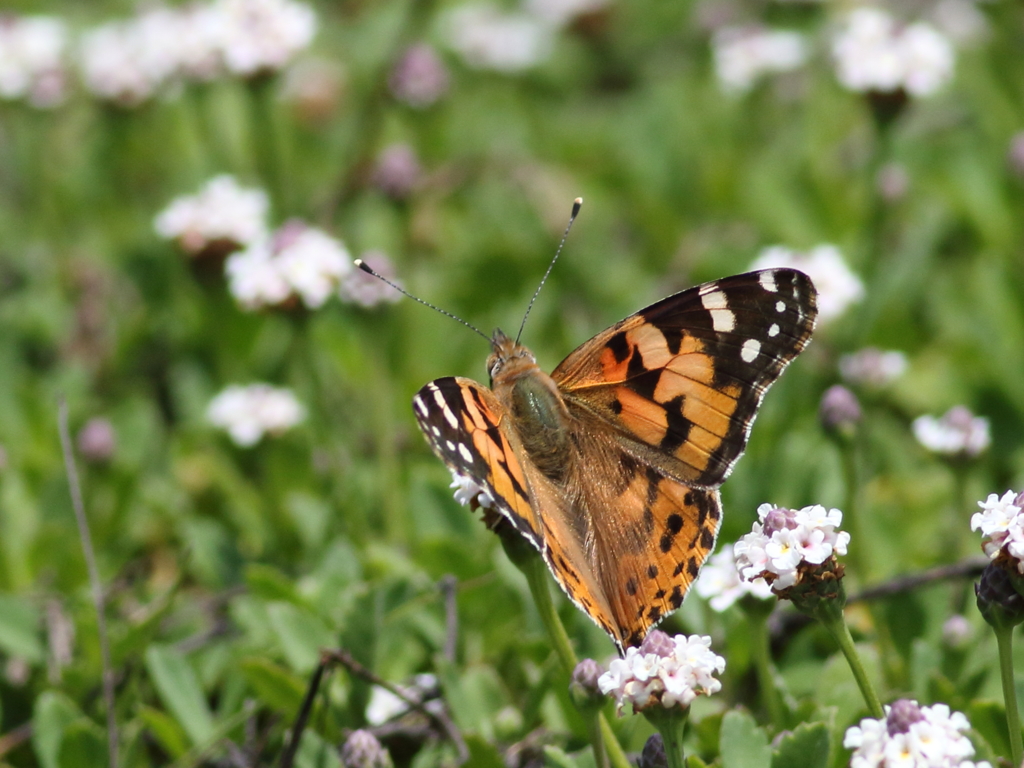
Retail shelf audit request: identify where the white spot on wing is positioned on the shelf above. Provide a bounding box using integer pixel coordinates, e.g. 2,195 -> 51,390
759,271 -> 778,293
768,323 -> 780,337
775,300 -> 786,313
414,396 -> 429,417
701,290 -> 735,332
741,339 -> 761,363
699,281 -> 719,296
446,440 -> 455,450
458,443 -> 473,462
432,387 -> 459,428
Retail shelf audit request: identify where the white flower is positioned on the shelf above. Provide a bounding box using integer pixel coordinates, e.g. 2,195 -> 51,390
0,16 -> 68,107
712,26 -> 807,92
750,244 -> 864,324
445,5 -> 554,73
832,8 -> 954,97
176,5 -> 227,81
225,221 -> 351,310
912,406 -> 990,457
216,0 -> 317,76
693,544 -> 773,612
597,632 -> 724,713
78,8 -> 184,105
155,175 -> 270,255
449,470 -> 493,509
273,222 -> 352,309
844,699 -> 991,768
734,504 -> 850,593
971,490 -> 1024,567
839,348 -> 908,388
207,384 -> 305,446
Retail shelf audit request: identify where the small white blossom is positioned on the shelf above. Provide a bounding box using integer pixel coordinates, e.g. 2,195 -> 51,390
207,384 -> 305,446
598,632 -> 724,713
225,221 -> 351,310
216,0 -> 317,76
445,5 -> 554,73
176,5 -> 227,81
734,504 -> 850,592
712,26 -> 807,92
844,699 -> 991,768
450,470 -> 494,509
839,348 -> 908,388
694,543 -> 773,612
155,175 -> 269,255
750,244 -> 864,324
912,406 -> 990,457
0,16 -> 68,107
832,8 -> 954,97
971,490 -> 1024,568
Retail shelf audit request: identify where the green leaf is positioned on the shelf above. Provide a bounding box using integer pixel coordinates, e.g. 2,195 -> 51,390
720,710 -> 771,768
542,744 -> 579,768
770,722 -> 830,768
967,700 -> 1012,761
137,705 -> 190,759
0,593 -> 43,662
266,601 -> 336,673
463,734 -> 506,768
245,563 -> 303,603
295,729 -> 343,768
685,757 -> 710,768
144,644 -> 214,746
57,718 -> 107,768
239,656 -> 306,717
32,692 -> 80,768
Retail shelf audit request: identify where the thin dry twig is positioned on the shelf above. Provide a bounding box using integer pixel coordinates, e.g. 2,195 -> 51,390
848,557 -> 988,603
0,722 -> 32,758
325,648 -> 469,765
440,575 -> 458,663
58,399 -> 118,768
279,663 -> 327,768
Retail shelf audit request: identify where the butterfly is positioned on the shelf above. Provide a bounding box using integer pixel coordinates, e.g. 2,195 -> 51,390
412,268 -> 817,650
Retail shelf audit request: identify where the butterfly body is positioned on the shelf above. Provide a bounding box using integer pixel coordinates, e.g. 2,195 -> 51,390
413,269 -> 818,650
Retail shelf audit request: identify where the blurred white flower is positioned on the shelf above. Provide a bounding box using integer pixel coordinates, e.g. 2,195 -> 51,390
371,144 -> 422,200
734,504 -> 850,592
712,26 -> 807,92
155,175 -> 270,256
912,405 -> 990,457
750,244 -> 864,324
0,16 -> 68,107
207,384 -> 305,446
832,8 -> 954,97
838,348 -> 908,388
216,0 -> 317,76
225,221 -> 351,310
598,631 -> 725,713
445,5 -> 554,73
930,0 -> 988,47
389,43 -> 450,108
693,543 -> 773,611
523,0 -> 608,27
176,5 -> 227,81
971,490 -> 1024,569
449,470 -> 493,509
844,699 -> 991,768
340,251 -> 403,308
79,8 -> 184,105
366,674 -> 439,726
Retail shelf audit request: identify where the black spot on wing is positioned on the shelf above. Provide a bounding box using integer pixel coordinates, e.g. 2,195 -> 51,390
607,331 -> 630,364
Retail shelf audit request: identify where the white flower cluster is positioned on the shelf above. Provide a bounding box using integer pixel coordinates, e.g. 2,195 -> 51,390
839,347 -> 908,388
750,244 -> 864,324
693,543 -> 773,612
734,504 -> 850,591
76,0 -> 315,106
712,27 -> 808,93
0,16 -> 68,107
154,175 -> 269,256
444,0 -> 607,73
226,220 -> 352,310
912,406 -> 990,457
971,490 -> 1024,571
832,8 -> 955,97
844,699 -> 991,768
449,470 -> 494,509
598,632 -> 725,713
207,383 -> 305,446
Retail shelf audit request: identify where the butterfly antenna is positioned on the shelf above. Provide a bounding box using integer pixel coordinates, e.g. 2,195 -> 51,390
516,197 -> 582,344
353,259 -> 490,342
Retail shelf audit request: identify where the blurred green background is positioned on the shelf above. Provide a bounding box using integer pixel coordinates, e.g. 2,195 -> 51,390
2,0 -> 1024,765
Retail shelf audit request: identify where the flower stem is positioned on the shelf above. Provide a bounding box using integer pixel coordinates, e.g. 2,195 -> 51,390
994,624 -> 1023,766
513,546 -> 630,768
748,609 -> 785,730
821,613 -> 884,719
644,708 -> 687,768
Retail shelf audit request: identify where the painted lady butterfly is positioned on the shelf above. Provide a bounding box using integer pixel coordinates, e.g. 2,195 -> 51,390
412,266 -> 817,650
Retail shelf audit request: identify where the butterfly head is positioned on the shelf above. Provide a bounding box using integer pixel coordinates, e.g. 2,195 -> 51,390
487,329 -> 537,383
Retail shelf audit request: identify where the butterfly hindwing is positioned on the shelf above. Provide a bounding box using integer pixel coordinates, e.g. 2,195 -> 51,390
553,268 -> 817,487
